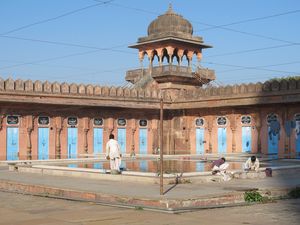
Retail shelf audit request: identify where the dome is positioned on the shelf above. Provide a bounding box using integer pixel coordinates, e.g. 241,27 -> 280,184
147,4 -> 193,38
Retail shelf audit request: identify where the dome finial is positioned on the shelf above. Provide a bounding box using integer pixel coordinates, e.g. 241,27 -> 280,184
167,3 -> 174,13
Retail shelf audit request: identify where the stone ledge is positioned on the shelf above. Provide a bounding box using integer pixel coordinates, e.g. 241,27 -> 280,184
0,179 -> 296,213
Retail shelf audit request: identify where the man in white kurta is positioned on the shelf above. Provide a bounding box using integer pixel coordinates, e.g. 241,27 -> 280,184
244,156 -> 260,172
106,134 -> 122,172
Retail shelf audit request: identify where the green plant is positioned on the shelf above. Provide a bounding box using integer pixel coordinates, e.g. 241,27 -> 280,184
288,187 -> 300,198
135,206 -> 144,210
244,191 -> 263,202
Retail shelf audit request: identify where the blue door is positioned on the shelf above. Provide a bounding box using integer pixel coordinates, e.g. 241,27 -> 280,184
139,161 -> 148,172
196,128 -> 204,154
94,162 -> 103,169
242,126 -> 252,153
118,128 -> 126,154
93,128 -> 103,155
218,127 -> 227,154
6,127 -> 19,160
38,128 -> 49,160
139,128 -> 147,155
268,127 -> 278,154
195,161 -> 204,172
67,128 -> 77,158
295,132 -> 300,154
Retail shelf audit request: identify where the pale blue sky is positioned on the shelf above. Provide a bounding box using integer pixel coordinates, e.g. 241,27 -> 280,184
0,0 -> 299,86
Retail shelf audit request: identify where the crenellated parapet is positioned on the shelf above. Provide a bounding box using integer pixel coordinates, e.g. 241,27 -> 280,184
0,77 -> 165,109
175,78 -> 300,100
0,76 -> 300,109
0,77 -> 162,100
172,77 -> 300,109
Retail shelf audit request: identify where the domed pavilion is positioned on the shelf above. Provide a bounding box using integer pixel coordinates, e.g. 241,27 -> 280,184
126,4 -> 215,89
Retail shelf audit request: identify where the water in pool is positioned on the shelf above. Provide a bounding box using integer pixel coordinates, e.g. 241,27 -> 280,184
64,159 -> 244,173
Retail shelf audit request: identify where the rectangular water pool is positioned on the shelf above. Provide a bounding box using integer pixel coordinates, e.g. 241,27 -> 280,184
62,159 -> 245,173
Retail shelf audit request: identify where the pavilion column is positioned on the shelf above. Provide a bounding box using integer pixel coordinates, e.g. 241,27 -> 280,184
146,50 -> 153,75
177,49 -> 184,66
196,52 -> 202,67
168,54 -> 173,66
187,51 -> 193,71
138,51 -> 145,76
166,47 -> 174,66
155,48 -> 163,67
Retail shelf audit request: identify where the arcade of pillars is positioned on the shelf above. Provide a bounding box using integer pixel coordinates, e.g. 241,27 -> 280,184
139,46 -> 202,71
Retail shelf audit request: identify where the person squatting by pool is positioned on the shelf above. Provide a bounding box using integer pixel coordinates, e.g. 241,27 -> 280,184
106,134 -> 122,174
244,156 -> 260,172
211,157 -> 231,181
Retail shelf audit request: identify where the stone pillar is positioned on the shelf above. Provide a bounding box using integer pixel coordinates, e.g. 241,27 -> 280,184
166,47 -> 174,66
207,118 -> 213,153
131,128 -> 136,157
177,49 -> 184,66
55,128 -> 62,159
0,114 -> 4,131
187,51 -> 193,71
26,116 -> 34,160
138,51 -> 144,70
152,128 -> 158,154
83,128 -> 89,154
146,50 -> 153,75
26,128 -> 32,160
156,48 -> 163,66
254,112 -> 262,153
229,114 -> 237,153
283,108 -> 289,154
196,52 -> 202,67
83,117 -> 90,155
130,119 -> 136,156
55,117 -> 63,159
168,54 -> 173,66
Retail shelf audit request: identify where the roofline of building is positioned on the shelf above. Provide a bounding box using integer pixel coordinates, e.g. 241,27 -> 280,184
129,36 -> 212,49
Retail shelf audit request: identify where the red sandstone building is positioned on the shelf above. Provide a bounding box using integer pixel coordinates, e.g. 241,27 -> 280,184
0,6 -> 300,161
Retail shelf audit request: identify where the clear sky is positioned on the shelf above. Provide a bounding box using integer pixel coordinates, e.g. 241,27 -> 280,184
0,0 -> 299,87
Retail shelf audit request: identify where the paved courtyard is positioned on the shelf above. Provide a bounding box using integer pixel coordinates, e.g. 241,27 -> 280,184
0,191 -> 299,225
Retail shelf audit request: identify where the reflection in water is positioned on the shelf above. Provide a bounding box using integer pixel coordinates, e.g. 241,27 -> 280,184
60,158 -> 300,173
62,160 -> 246,173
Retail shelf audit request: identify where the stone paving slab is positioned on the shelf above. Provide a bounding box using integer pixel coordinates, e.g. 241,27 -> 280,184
0,168 -> 299,212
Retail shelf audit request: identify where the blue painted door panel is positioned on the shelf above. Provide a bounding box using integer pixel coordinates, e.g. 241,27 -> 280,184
139,161 -> 148,172
94,162 -> 103,169
218,127 -> 227,154
6,127 -> 19,160
196,128 -> 204,154
242,126 -> 252,153
196,161 -> 204,172
118,128 -> 126,154
296,132 -> 300,154
67,128 -> 77,158
268,127 -> 278,154
38,128 -> 49,160
139,128 -> 147,154
93,128 -> 103,155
